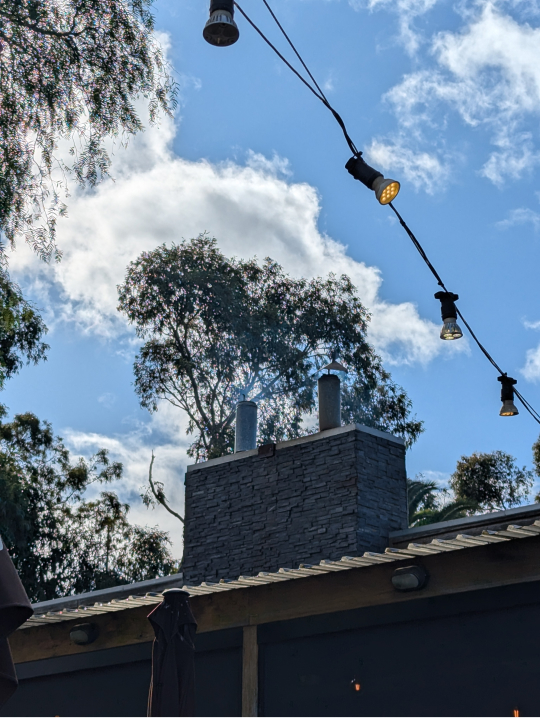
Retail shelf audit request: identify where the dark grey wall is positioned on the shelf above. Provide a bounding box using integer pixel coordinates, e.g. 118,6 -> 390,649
259,582 -> 540,717
183,425 -> 407,585
2,630 -> 243,718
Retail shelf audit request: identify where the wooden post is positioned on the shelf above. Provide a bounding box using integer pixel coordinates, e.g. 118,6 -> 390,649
242,624 -> 258,717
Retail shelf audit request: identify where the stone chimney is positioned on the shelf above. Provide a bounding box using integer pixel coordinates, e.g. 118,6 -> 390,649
182,424 -> 407,586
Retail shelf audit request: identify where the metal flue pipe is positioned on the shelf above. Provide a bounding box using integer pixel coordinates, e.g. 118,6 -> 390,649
318,374 -> 341,431
235,400 -> 257,452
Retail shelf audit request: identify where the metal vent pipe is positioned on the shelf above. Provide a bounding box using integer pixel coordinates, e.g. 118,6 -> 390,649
235,400 -> 257,452
318,374 -> 341,431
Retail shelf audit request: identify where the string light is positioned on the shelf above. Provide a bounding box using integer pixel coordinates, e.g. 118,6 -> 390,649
435,291 -> 463,341
499,375 -> 519,417
213,0 -> 540,425
345,155 -> 400,205
203,0 -> 240,47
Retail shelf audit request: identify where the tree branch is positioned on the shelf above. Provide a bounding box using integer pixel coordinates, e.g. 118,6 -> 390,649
148,451 -> 184,523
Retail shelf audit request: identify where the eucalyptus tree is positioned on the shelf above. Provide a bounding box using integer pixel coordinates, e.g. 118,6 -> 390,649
0,0 -> 175,259
0,409 -> 176,602
119,235 -> 423,468
450,451 -> 534,512
0,270 -> 48,391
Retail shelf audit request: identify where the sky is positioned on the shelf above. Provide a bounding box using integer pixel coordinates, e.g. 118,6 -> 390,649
4,0 -> 540,557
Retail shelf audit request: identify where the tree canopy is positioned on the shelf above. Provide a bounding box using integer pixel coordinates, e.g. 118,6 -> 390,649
118,235 -> 423,463
409,449 -> 536,527
0,409 -> 176,602
407,477 -> 477,527
0,269 -> 48,391
0,0 -> 175,258
450,450 -> 534,512
0,2 -> 179,598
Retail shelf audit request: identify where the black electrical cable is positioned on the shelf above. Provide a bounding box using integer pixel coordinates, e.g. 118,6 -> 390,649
235,0 -> 540,426
389,202 -> 539,423
234,1 -> 359,156
260,0 -> 329,104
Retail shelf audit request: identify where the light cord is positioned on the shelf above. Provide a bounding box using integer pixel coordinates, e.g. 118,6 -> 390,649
235,0 -> 540,425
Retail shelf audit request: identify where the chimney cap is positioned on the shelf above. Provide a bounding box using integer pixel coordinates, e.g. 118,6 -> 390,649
321,360 -> 347,373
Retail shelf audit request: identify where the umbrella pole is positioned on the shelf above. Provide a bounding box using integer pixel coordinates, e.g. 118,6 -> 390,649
242,625 -> 258,717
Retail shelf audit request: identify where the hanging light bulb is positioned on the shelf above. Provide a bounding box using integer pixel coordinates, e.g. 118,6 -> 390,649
434,291 -> 463,340
203,0 -> 239,47
345,154 -> 400,205
498,375 -> 519,416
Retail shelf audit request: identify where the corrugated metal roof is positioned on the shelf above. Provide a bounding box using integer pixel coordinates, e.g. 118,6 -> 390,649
20,520 -> 540,629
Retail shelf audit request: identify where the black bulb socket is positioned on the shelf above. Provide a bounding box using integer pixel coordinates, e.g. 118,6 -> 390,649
345,155 -> 383,190
434,291 -> 459,321
210,0 -> 234,13
498,375 -> 517,402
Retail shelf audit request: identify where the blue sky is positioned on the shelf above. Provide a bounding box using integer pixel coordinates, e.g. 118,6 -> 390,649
4,0 -> 540,555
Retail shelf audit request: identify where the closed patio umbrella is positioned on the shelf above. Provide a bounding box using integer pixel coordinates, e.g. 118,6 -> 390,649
147,588 -> 197,717
0,537 -> 33,706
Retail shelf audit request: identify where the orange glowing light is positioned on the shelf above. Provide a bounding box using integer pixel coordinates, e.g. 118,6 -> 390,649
513,710 -> 520,717
350,678 -> 362,692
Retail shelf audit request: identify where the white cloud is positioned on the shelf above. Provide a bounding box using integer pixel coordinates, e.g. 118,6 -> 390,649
65,401 -> 189,558
522,345 -> 540,381
349,0 -> 438,53
497,207 -> 540,231
9,109 -> 458,367
245,150 -> 292,177
366,138 -> 453,193
98,392 -> 117,409
376,2 -> 540,187
521,317 -> 540,381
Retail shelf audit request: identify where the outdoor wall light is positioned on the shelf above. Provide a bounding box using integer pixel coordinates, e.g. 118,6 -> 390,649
434,291 -> 463,340
498,375 -> 519,417
345,154 -> 400,205
391,565 -> 428,592
203,0 -> 240,47
69,622 -> 99,645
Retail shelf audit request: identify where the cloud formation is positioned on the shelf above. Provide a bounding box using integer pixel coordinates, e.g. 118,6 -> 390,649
9,110 -> 456,367
366,2 -> 540,190
350,0 -> 439,53
522,346 -> 540,382
65,401 -> 190,556
497,207 -> 540,232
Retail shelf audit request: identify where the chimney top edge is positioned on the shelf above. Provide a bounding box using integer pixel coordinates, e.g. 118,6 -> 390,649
186,423 -> 404,472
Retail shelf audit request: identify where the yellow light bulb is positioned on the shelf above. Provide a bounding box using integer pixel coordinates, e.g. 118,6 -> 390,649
372,176 -> 401,204
500,400 -> 519,416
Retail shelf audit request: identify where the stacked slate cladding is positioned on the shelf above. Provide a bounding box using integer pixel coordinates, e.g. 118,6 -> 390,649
182,424 -> 407,586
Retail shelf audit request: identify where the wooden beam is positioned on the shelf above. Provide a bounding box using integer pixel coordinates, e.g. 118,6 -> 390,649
242,625 -> 258,717
10,535 -> 540,665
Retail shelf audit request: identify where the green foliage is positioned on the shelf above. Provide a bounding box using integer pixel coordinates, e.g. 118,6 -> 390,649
408,477 -> 476,527
0,410 -> 176,601
118,235 -> 423,461
0,269 -> 48,390
450,451 -> 533,512
0,0 -> 176,258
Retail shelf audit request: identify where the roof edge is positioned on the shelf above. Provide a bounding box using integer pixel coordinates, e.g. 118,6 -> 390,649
187,423 -> 404,472
390,503 -> 540,545
31,572 -> 184,614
